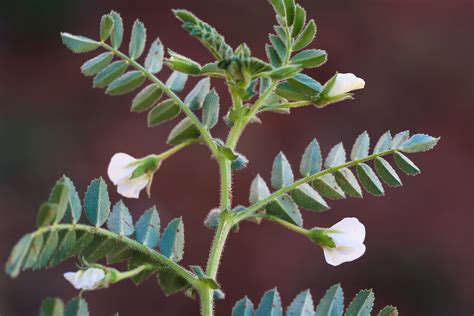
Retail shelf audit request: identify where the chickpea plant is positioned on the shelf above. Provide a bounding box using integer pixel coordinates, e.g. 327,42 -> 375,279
5,0 -> 440,315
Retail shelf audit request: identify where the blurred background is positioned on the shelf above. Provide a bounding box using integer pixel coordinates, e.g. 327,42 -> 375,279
0,0 -> 473,315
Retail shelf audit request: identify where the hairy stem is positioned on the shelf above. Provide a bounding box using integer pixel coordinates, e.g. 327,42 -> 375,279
99,42 -> 219,157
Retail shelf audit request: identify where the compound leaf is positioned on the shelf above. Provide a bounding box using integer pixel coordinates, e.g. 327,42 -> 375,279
351,131 -> 370,161
287,289 -> 315,316
129,19 -> 147,60
135,207 -> 160,248
160,217 -> 185,262
84,178 -> 111,227
256,288 -> 283,316
315,283 -> 344,316
345,290 -> 374,316
271,152 -> 294,189
107,200 -> 135,236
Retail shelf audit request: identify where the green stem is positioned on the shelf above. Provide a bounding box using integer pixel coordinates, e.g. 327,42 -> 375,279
235,148 -> 400,223
99,43 -> 219,157
114,264 -> 152,282
155,140 -> 195,160
261,215 -> 309,236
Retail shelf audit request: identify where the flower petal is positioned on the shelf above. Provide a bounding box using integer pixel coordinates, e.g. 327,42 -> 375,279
327,73 -> 365,97
323,244 -> 366,266
116,175 -> 149,199
107,153 -> 137,184
330,217 -> 365,244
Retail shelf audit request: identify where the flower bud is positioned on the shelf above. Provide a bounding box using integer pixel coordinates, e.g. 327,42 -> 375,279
204,208 -> 221,230
166,50 -> 201,75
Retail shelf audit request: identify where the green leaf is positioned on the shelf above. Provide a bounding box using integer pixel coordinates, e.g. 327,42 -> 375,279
185,78 -> 211,110
37,203 -> 57,228
260,77 -> 272,95
34,230 -> 59,269
93,60 -> 128,88
70,231 -> 94,257
351,131 -> 370,160
106,71 -> 145,96
80,52 -> 114,77
100,14 -> 114,42
269,65 -> 302,80
148,99 -> 181,127
324,143 -> 346,168
287,289 -> 315,316
5,234 -> 33,277
293,20 -> 316,51
231,154 -> 249,171
232,296 -> 255,316
84,177 -> 111,227
270,0 -> 286,16
158,268 -> 189,296
107,200 -> 135,236
50,230 -> 76,267
110,11 -> 124,49
393,152 -> 420,175
135,207 -> 160,248
266,44 -> 282,67
62,176 -> 82,224
399,134 -> 439,153
288,74 -> 323,97
201,62 -> 226,76
131,84 -> 163,113
160,217 -> 185,262
291,49 -> 327,68
249,174 -> 271,204
292,183 -> 329,212
39,297 -> 64,316
266,195 -> 303,226
23,234 -> 44,270
82,235 -> 117,262
345,290 -> 374,316
189,265 -> 220,289
202,89 -> 220,129
106,244 -> 134,264
48,180 -> 69,224
129,19 -> 147,60
61,33 -> 99,53
391,131 -> 409,149
291,5 -> 306,38
334,168 -> 363,198
300,139 -> 322,177
167,117 -> 201,146
315,284 -> 344,316
275,81 -> 312,101
256,288 -> 283,316
269,34 -> 286,60
312,174 -> 345,200
166,71 -> 188,92
377,306 -> 398,316
128,253 -> 158,284
145,39 -> 164,73
284,0 -> 296,25
173,9 -> 233,61
373,131 -> 392,154
374,158 -> 402,187
356,163 -> 384,196
65,297 -> 89,316
271,152 -> 294,189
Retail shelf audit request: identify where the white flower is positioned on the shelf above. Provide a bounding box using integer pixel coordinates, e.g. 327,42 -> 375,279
323,217 -> 366,266
327,73 -> 365,97
107,153 -> 150,199
63,268 -> 105,290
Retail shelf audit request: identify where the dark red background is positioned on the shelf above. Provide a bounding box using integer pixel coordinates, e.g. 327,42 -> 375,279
0,0 -> 473,315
